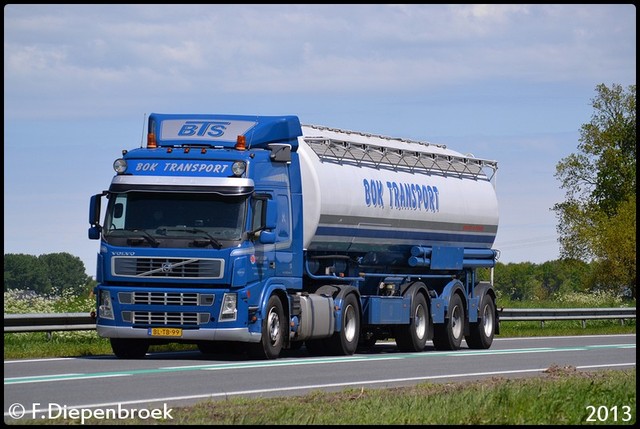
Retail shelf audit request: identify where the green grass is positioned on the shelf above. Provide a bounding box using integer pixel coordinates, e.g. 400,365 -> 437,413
10,368 -> 636,425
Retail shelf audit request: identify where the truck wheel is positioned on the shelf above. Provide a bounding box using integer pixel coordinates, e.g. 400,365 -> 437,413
326,293 -> 360,355
251,295 -> 285,359
432,293 -> 464,351
110,338 -> 149,359
465,294 -> 496,349
394,292 -> 429,352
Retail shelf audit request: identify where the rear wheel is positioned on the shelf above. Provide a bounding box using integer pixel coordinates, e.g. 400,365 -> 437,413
326,293 -> 360,355
395,293 -> 429,352
110,338 -> 149,359
465,294 -> 496,349
433,293 -> 464,351
251,295 -> 285,359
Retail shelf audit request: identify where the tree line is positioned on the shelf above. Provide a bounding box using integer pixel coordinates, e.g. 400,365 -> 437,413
3,251 -> 630,303
4,252 -> 95,297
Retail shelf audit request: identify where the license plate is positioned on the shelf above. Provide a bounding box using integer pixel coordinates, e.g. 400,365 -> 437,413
148,327 -> 183,337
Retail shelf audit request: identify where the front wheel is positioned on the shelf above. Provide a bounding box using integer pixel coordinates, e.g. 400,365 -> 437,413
251,295 -> 286,359
465,294 -> 496,349
326,293 -> 360,355
432,293 -> 464,351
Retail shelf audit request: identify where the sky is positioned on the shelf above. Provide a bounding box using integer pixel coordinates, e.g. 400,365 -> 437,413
4,4 -> 636,277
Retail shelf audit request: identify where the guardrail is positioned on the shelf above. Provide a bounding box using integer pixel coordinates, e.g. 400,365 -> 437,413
3,307 -> 636,334
498,307 -> 636,328
4,313 -> 96,334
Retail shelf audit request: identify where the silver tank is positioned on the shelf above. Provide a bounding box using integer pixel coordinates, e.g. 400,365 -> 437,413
297,124 -> 499,253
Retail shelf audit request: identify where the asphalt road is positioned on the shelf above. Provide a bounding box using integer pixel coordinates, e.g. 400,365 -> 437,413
4,334 -> 635,424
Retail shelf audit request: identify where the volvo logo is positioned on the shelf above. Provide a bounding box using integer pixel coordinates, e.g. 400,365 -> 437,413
161,262 -> 174,273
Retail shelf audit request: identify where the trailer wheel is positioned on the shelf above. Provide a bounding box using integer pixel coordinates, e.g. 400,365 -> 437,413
251,295 -> 285,359
326,293 -> 360,355
110,338 -> 149,359
465,294 -> 496,349
432,293 -> 464,351
394,292 -> 429,352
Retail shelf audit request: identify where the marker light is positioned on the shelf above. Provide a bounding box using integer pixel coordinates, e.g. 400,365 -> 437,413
147,132 -> 157,149
232,161 -> 246,177
235,135 -> 246,151
113,158 -> 128,174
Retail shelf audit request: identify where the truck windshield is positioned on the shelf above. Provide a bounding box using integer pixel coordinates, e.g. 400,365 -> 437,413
103,192 -> 247,245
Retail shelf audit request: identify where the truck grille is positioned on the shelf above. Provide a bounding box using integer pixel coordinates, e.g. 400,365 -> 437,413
130,311 -> 209,326
131,292 -> 199,306
112,257 -> 224,279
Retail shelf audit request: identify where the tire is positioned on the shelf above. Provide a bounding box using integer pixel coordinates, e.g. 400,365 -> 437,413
465,294 -> 496,349
432,293 -> 464,351
394,293 -> 429,352
251,295 -> 286,359
326,293 -> 360,355
110,338 -> 149,359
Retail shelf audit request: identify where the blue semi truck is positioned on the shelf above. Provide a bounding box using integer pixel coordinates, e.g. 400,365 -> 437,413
89,113 -> 500,359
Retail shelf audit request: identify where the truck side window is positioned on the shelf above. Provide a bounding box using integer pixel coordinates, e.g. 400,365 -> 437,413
276,195 -> 290,241
250,196 -> 267,233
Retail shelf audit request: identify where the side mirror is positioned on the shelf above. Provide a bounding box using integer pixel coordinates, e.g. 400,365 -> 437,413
258,231 -> 276,244
88,226 -> 101,240
89,193 -> 103,227
88,192 -> 106,240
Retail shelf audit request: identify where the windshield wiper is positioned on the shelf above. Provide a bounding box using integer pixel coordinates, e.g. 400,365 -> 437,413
121,228 -> 160,247
156,227 -> 223,249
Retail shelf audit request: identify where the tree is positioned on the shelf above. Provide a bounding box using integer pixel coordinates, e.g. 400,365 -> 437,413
4,252 -> 93,296
4,254 -> 51,294
39,253 -> 93,296
552,83 -> 636,298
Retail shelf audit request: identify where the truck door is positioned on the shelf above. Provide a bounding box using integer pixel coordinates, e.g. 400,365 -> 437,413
274,193 -> 293,277
250,195 -> 276,280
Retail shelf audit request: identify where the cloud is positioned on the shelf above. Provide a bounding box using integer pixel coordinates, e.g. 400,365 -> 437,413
5,4 -> 635,121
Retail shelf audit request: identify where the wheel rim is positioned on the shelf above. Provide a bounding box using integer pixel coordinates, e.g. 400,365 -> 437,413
267,308 -> 281,345
451,304 -> 463,339
343,304 -> 357,342
415,304 -> 427,339
482,304 -> 494,337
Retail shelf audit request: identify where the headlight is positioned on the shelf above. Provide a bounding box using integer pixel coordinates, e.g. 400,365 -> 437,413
219,293 -> 237,321
113,158 -> 128,174
99,290 -> 115,320
231,161 -> 246,177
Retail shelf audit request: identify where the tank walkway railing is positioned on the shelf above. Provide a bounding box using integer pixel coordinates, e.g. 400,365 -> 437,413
303,135 -> 498,181
4,308 -> 635,334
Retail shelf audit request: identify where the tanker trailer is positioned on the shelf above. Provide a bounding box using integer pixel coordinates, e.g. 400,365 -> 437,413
295,124 -> 500,355
89,113 -> 499,360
